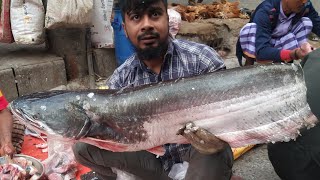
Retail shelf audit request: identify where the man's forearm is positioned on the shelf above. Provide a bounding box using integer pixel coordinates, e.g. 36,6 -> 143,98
0,108 -> 13,145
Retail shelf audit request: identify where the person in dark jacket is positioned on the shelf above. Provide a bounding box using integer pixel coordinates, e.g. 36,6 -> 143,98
236,0 -> 320,66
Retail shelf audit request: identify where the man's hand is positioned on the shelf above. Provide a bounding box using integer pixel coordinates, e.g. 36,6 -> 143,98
300,42 -> 314,54
0,108 -> 15,157
0,142 -> 15,157
292,42 -> 315,60
177,122 -> 228,154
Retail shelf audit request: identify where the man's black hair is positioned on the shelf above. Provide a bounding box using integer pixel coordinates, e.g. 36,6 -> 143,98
119,0 -> 168,22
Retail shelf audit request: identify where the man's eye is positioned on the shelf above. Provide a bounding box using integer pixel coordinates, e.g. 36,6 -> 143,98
152,12 -> 159,17
132,15 -> 140,20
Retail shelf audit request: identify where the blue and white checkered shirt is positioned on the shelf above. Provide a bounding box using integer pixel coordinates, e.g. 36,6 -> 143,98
107,38 -> 225,171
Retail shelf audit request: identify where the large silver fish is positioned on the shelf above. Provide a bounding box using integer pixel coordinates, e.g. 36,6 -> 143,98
10,64 -> 317,154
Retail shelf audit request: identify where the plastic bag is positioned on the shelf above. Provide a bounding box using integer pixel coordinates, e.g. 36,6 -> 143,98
42,135 -> 78,180
0,0 -> 14,43
91,0 -> 114,48
168,9 -> 181,38
168,161 -> 189,180
111,168 -> 141,180
10,0 -> 45,44
45,0 -> 93,29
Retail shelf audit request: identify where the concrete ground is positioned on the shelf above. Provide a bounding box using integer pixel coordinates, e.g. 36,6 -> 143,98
233,145 -> 281,180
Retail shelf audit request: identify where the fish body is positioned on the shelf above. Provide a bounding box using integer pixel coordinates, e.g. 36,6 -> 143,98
10,64 -> 317,153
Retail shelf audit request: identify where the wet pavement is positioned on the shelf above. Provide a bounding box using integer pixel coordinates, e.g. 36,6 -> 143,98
233,145 -> 281,180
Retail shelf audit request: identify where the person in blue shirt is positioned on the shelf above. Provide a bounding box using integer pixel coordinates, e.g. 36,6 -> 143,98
73,0 -> 237,180
236,0 -> 320,66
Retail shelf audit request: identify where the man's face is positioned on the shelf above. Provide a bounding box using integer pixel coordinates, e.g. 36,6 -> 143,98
123,1 -> 169,59
285,0 -> 309,13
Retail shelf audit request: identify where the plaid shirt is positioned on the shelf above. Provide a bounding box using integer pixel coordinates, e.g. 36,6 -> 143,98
107,38 -> 225,171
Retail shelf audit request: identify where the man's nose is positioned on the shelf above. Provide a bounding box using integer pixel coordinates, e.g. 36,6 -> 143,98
141,16 -> 154,32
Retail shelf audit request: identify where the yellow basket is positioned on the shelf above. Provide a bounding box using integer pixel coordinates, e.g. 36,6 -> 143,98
232,145 -> 255,160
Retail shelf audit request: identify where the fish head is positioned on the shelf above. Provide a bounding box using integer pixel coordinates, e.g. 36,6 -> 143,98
10,91 -> 90,139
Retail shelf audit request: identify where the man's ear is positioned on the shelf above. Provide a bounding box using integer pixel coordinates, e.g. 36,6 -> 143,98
122,23 -> 128,37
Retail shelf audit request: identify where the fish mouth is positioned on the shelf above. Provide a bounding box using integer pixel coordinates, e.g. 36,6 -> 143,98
10,104 -> 47,135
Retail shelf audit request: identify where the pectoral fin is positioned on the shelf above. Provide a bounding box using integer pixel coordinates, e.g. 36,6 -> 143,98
147,146 -> 166,156
177,122 -> 228,155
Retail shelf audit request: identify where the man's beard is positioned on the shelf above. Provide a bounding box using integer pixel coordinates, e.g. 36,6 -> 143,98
135,32 -> 168,61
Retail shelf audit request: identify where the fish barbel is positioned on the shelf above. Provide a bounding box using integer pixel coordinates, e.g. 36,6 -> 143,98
10,63 -> 317,153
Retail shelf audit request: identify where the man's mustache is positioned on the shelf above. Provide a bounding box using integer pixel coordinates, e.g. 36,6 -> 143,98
138,32 -> 160,41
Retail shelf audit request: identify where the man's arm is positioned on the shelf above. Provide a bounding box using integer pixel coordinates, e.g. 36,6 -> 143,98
0,108 -> 15,156
253,8 -> 284,62
0,91 -> 15,156
308,2 -> 320,37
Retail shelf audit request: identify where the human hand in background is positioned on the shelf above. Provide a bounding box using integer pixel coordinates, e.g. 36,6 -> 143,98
296,42 -> 315,59
0,142 -> 15,157
300,42 -> 314,54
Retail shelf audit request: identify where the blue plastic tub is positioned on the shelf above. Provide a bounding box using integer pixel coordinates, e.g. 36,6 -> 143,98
112,8 -> 135,66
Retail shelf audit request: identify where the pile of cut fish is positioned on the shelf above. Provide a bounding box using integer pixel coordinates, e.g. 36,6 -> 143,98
43,150 -> 78,180
0,155 -> 41,180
